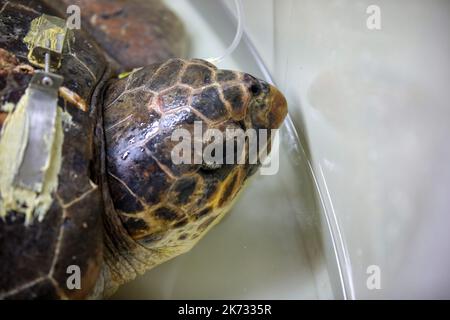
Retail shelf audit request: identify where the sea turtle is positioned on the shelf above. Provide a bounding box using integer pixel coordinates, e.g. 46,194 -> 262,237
0,0 -> 288,299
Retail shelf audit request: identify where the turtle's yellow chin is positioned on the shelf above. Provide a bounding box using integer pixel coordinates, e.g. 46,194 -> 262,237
267,84 -> 288,129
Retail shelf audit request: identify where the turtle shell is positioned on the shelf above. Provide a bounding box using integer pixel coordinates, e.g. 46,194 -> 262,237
0,0 -> 109,299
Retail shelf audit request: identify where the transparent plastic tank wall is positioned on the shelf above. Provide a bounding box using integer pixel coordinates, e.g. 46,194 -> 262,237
231,0 -> 450,298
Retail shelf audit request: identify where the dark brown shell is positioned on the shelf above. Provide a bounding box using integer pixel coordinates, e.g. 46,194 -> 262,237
43,0 -> 188,72
0,0 -> 108,299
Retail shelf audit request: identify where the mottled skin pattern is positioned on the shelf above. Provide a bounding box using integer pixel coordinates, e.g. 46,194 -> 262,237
0,0 -> 288,299
100,58 -> 287,294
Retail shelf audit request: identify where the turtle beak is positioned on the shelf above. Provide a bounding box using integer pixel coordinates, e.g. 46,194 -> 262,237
267,84 -> 288,129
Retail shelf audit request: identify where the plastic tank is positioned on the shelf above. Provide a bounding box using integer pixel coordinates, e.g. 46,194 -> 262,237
115,0 -> 450,299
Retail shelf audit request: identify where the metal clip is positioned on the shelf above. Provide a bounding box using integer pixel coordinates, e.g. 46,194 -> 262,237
23,14 -> 67,70
13,45 -> 63,192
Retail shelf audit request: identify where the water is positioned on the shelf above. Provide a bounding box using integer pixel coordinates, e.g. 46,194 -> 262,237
113,0 -> 341,299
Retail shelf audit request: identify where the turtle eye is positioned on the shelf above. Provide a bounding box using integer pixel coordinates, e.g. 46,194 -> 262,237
250,83 -> 261,96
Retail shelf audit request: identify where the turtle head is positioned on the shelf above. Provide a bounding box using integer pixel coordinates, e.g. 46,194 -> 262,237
103,59 -> 288,266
